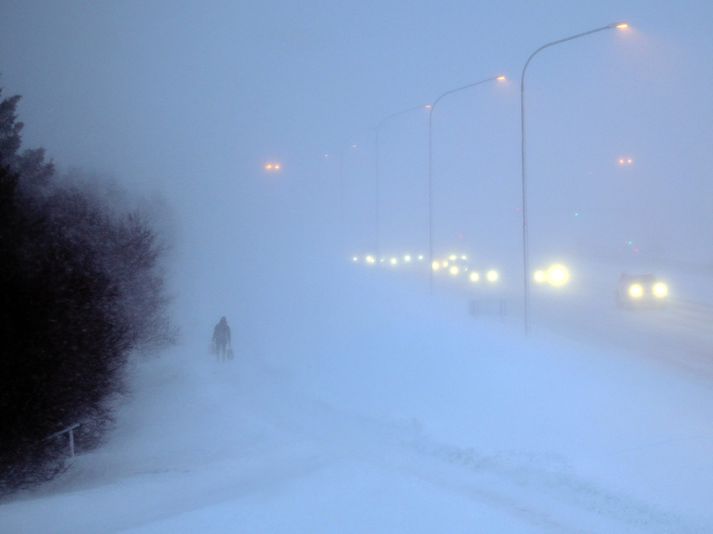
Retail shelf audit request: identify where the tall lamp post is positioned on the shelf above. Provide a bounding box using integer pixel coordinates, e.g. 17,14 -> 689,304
520,22 -> 630,333
374,104 -> 431,256
427,75 -> 507,291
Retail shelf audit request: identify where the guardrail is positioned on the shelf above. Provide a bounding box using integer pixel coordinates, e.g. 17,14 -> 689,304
45,423 -> 81,458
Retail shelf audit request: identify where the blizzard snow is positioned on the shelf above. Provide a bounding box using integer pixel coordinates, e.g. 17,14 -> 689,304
2,264 -> 713,533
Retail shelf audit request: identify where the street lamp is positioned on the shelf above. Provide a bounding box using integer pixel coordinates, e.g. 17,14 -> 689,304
520,22 -> 629,333
427,75 -> 507,291
337,143 -> 359,225
374,104 -> 431,256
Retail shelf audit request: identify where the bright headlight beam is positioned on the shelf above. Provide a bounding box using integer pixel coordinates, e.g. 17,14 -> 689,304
628,283 -> 644,299
652,282 -> 669,299
547,263 -> 570,287
449,265 -> 460,276
486,269 -> 499,283
469,272 -> 480,283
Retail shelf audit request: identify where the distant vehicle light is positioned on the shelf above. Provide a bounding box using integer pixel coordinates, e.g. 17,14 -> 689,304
365,255 -> 376,265
352,256 -> 359,262
652,282 -> 669,299
389,257 -> 398,266
403,254 -> 412,263
460,255 -> 468,261
449,265 -> 460,276
547,263 -> 570,287
469,272 -> 480,283
448,254 -> 457,261
431,260 -> 441,272
442,260 -> 449,268
533,270 -> 547,284
628,283 -> 644,299
417,255 -> 424,261
486,269 -> 499,283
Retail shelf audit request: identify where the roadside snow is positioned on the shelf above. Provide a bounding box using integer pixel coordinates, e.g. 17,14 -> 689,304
1,267 -> 712,533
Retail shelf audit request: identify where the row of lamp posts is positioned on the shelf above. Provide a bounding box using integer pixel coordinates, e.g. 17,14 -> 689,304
340,22 -> 630,333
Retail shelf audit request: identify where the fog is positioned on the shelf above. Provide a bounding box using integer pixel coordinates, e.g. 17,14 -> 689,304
4,1 -> 713,287
2,0 -> 713,530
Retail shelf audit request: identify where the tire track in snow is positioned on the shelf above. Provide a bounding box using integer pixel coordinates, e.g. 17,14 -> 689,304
235,359 -> 703,533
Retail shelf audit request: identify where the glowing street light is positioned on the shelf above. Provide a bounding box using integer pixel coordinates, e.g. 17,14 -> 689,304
520,22 -> 630,333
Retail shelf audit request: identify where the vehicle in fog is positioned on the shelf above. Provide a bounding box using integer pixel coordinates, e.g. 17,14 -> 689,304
616,273 -> 669,308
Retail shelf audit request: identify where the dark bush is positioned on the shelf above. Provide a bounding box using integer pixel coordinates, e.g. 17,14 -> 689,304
0,90 -> 172,494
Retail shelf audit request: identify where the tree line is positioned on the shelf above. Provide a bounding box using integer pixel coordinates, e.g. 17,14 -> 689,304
0,88 -> 174,494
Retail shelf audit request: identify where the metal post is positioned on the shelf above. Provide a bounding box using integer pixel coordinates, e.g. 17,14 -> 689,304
427,76 -> 503,293
338,148 -> 345,245
374,129 -> 381,256
373,104 -> 430,261
520,23 -> 621,334
427,106 -> 434,293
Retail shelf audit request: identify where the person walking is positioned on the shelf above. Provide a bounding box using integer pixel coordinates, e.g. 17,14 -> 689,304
212,316 -> 232,361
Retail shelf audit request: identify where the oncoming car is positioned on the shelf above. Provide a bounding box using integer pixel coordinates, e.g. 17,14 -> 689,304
616,273 -> 669,308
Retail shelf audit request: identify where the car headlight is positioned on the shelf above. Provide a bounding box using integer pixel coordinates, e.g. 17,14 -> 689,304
365,255 -> 376,265
469,271 -> 480,283
431,260 -> 441,272
628,283 -> 644,299
486,269 -> 499,283
448,265 -> 460,276
533,270 -> 547,284
546,263 -> 570,287
652,282 -> 669,299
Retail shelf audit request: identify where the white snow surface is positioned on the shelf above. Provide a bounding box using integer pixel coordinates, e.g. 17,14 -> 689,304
2,266 -> 713,533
